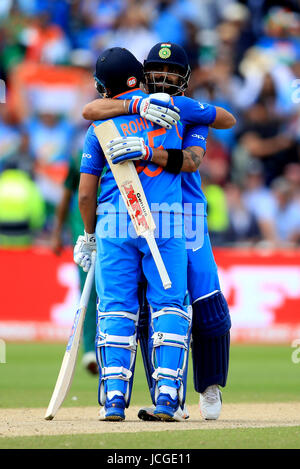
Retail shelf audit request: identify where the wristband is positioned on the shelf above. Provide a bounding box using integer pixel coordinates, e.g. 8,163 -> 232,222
165,149 -> 184,174
128,97 -> 141,114
144,145 -> 153,162
123,99 -> 129,114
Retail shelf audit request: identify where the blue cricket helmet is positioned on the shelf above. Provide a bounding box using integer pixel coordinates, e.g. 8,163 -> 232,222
95,47 -> 144,97
144,42 -> 191,95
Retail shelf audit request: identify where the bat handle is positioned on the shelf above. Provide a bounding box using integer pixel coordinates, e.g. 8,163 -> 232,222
143,231 -> 172,290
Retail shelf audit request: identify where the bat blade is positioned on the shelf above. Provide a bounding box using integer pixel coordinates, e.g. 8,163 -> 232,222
94,120 -> 156,235
44,251 -> 96,420
94,120 -> 171,289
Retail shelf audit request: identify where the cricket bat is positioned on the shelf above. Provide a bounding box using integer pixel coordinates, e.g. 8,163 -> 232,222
94,119 -> 172,290
44,250 -> 96,420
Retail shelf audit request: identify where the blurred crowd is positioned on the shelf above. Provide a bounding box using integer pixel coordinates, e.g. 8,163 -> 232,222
1,0 -> 300,248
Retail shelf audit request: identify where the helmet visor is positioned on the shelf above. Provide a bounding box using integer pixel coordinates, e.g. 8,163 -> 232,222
144,67 -> 190,96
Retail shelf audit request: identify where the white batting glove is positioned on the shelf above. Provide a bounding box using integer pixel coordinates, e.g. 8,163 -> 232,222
74,231 -> 96,272
128,92 -> 180,129
106,136 -> 153,164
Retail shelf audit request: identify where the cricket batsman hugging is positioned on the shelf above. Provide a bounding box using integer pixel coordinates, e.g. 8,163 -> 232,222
73,45 -> 234,422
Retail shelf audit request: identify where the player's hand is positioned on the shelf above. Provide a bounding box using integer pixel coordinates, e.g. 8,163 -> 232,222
106,136 -> 153,164
128,93 -> 180,129
73,232 -> 96,272
50,231 -> 63,256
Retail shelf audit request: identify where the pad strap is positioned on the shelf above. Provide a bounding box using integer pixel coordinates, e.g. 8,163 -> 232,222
98,310 -> 139,324
152,367 -> 184,381
97,332 -> 137,351
152,331 -> 188,350
152,307 -> 192,322
102,366 -> 132,381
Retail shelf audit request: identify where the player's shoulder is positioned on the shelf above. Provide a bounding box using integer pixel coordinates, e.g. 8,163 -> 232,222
129,88 -> 147,99
173,95 -> 195,105
86,120 -> 105,136
173,95 -> 210,109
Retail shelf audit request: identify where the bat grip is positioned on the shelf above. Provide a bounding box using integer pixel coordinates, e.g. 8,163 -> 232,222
143,231 -> 172,290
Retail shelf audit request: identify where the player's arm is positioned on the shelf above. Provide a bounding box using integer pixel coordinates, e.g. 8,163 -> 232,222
148,146 -> 204,172
51,187 -> 72,255
78,173 -> 99,234
83,98 -> 128,120
175,96 -> 236,130
106,124 -> 208,173
74,125 -> 104,272
82,94 -> 180,129
211,106 -> 236,129
51,160 -> 80,255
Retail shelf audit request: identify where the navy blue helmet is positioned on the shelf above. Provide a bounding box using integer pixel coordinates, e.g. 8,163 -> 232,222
95,47 -> 144,97
144,42 -> 191,95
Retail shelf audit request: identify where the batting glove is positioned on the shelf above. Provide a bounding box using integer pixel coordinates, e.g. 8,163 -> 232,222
128,92 -> 180,129
74,231 -> 96,272
106,136 -> 153,164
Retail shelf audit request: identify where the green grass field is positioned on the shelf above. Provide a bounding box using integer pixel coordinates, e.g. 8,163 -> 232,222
1,343 -> 300,449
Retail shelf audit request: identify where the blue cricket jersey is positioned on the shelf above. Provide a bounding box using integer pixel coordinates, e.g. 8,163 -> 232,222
181,124 -> 209,217
80,89 -> 215,217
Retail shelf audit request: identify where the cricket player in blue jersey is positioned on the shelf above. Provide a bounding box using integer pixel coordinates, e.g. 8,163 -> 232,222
82,43 -> 235,421
74,47 -> 223,422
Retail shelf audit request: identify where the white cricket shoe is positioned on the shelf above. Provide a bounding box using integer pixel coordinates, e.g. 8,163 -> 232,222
199,385 -> 222,420
138,403 -> 189,422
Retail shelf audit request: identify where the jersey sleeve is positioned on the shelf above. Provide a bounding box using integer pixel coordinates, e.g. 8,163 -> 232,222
182,124 -> 209,150
174,96 -> 216,126
80,124 -> 105,177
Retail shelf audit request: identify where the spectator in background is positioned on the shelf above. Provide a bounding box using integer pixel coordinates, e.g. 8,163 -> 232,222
201,170 -> 230,246
0,0 -> 299,250
201,132 -> 231,187
271,176 -> 300,246
21,10 -> 71,64
284,163 -> 300,202
239,0 -> 300,38
217,2 -> 255,70
0,106 -> 22,171
72,0 -> 125,52
255,7 -> 300,65
23,103 -> 74,228
190,0 -> 237,31
191,58 -> 237,152
0,168 -> 45,247
233,97 -> 298,186
224,181 -> 260,245
151,0 -> 198,46
0,7 -> 27,80
101,4 -> 159,62
242,159 -> 278,245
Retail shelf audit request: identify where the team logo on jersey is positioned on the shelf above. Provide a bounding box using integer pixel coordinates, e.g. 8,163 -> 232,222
159,47 -> 171,59
127,76 -> 137,88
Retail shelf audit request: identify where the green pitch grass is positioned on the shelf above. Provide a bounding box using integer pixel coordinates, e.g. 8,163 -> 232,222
0,343 -> 300,449
1,427 -> 300,450
1,343 -> 299,408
